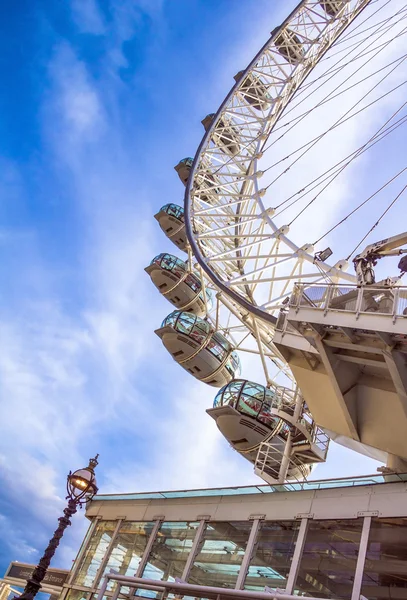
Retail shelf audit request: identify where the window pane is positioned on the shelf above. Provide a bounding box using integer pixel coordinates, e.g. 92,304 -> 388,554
65,591 -> 90,600
294,519 -> 363,598
102,522 -> 155,590
188,521 -> 253,588
74,521 -> 117,588
244,521 -> 299,591
141,522 -> 199,584
361,517 -> 407,600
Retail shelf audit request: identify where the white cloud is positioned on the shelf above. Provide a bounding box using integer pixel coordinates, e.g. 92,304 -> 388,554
71,0 -> 106,35
47,43 -> 106,146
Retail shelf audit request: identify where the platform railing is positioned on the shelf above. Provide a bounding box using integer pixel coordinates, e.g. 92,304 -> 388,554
289,282 -> 407,320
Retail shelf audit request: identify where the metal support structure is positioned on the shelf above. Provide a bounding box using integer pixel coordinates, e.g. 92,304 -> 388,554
125,518 -> 163,597
351,516 -> 372,600
285,518 -> 309,594
181,519 -> 208,581
96,573 -> 110,600
235,518 -> 262,590
278,431 -> 293,483
92,520 -> 123,591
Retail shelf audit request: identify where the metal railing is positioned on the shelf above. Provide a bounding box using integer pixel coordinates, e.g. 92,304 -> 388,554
289,282 -> 407,321
96,572 -> 324,600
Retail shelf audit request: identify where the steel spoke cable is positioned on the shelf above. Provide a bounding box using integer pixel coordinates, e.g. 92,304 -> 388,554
267,46 -> 407,147
331,0 -> 398,47
317,1 -> 404,59
313,164 -> 407,247
265,16 -> 407,146
198,4 -> 407,190
262,58 -> 407,188
273,110 -> 407,216
283,4 -> 407,119
346,181 -> 407,259
197,4 -> 406,185
287,90 -> 407,226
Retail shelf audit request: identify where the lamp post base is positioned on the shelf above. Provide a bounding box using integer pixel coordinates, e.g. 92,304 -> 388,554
16,499 -> 78,600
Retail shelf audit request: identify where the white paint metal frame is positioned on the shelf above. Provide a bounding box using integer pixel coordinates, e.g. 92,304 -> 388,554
184,0 -> 370,333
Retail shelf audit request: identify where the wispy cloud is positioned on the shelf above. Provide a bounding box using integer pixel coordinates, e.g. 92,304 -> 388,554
71,0 -> 106,35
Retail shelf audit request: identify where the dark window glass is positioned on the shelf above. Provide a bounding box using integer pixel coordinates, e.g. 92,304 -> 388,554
141,522 -> 199,586
188,521 -> 253,588
361,517 -> 407,600
101,522 -> 155,591
294,519 -> 363,598
244,521 -> 299,590
74,521 -> 117,588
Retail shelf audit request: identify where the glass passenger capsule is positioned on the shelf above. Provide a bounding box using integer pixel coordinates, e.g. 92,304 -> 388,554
154,203 -> 187,252
174,157 -> 194,185
320,0 -> 349,16
145,253 -> 212,316
272,27 -> 305,65
155,310 -> 241,387
174,157 -> 220,204
234,71 -> 272,112
208,379 -> 313,481
201,113 -> 241,157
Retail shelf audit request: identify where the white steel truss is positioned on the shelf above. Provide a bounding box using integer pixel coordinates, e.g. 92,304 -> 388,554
184,0 -> 381,332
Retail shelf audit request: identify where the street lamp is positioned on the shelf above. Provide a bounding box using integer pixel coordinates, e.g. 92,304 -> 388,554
17,455 -> 99,600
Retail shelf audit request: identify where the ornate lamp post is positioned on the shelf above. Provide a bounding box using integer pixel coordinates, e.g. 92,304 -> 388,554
17,455 -> 99,600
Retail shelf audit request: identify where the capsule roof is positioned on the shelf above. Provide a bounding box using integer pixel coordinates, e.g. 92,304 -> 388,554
161,310 -> 212,336
150,253 -> 187,272
159,203 -> 184,221
179,157 -> 193,167
214,379 -> 281,426
161,310 -> 241,377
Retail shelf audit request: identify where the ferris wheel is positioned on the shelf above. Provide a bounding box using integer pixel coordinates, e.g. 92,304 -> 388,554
147,0 -> 407,484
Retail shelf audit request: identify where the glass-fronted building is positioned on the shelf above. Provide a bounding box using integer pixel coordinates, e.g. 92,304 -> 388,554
60,474 -> 407,600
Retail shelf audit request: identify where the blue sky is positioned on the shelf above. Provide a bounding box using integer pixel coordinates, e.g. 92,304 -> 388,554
0,0 -> 391,581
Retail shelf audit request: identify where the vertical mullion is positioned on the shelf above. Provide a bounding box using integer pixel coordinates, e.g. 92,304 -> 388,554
285,518 -> 309,594
181,519 -> 208,581
93,520 -> 123,591
351,516 -> 372,600
127,519 -> 163,599
135,519 -> 163,577
235,519 -> 261,590
66,517 -> 100,586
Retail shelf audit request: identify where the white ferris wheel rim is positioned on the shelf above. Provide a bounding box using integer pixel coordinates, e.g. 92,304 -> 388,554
183,0 -> 385,327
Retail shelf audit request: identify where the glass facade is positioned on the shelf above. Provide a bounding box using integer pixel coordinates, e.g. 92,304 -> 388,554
245,521 -> 299,591
100,522 -> 155,590
141,521 -> 199,583
189,521 -> 252,588
65,591 -> 90,600
68,512 -> 407,599
74,521 -> 118,588
361,517 -> 407,600
294,519 -> 363,598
